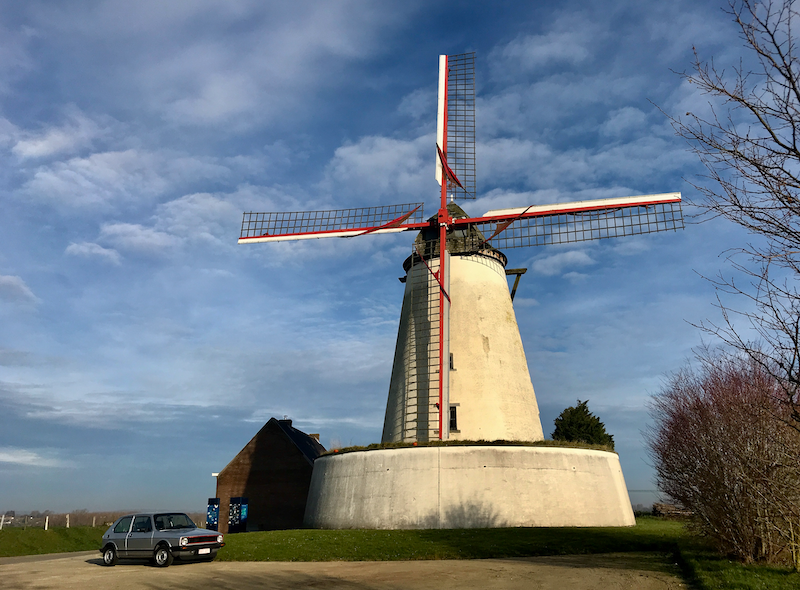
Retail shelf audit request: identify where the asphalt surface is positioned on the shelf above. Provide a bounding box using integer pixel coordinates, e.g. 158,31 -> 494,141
0,551 -> 687,589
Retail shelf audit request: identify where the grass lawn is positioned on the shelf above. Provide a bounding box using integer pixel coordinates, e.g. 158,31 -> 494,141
677,539 -> 800,590
217,515 -> 684,562
2,518 -> 797,589
0,526 -> 104,558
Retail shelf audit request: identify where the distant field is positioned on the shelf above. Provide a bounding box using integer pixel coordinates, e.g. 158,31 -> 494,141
1,518 -> 797,590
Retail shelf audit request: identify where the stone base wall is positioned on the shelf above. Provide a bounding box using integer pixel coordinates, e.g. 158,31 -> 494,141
304,446 -> 635,529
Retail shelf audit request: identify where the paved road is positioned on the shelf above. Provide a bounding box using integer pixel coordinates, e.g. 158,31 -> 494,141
0,551 -> 686,589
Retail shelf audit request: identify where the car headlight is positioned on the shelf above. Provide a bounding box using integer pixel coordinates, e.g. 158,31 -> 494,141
217,535 -> 223,543
180,537 -> 188,546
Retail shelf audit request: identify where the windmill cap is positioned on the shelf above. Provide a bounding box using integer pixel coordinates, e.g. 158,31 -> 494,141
403,204 -> 507,272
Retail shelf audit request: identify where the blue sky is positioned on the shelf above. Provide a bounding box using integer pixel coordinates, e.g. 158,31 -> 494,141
0,0 -> 755,513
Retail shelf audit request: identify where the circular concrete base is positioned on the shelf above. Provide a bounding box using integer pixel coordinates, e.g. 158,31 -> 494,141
303,446 -> 635,529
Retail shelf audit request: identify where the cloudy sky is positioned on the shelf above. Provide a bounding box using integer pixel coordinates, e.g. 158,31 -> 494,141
0,0 -> 756,513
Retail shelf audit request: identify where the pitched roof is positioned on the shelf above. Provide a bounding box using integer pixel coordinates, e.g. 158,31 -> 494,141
272,418 -> 326,465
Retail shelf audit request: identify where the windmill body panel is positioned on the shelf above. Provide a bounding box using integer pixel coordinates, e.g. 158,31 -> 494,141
382,260 -> 442,442
447,253 -> 544,442
382,248 -> 544,443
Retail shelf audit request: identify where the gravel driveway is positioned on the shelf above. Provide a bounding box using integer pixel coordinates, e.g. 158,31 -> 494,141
0,550 -> 686,589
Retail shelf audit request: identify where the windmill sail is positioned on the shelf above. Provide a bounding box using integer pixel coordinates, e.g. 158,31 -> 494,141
464,193 -> 684,249
436,52 -> 475,199
238,203 -> 425,243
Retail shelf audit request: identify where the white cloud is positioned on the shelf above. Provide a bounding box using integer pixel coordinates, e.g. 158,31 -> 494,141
0,275 -> 40,304
563,271 -> 590,283
154,192 -> 241,248
99,223 -> 182,255
20,149 -> 231,208
22,149 -> 171,208
398,87 -> 436,121
0,447 -> 65,468
496,29 -> 594,71
600,107 -> 648,137
36,1 -> 415,128
0,117 -> 20,148
13,107 -> 106,159
324,134 -> 433,200
513,297 -> 539,307
65,242 -> 122,265
0,24 -> 35,94
531,250 -> 596,276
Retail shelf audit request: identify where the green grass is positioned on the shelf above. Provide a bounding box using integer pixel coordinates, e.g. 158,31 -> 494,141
0,526 -> 104,558
217,516 -> 683,562
677,539 -> 800,590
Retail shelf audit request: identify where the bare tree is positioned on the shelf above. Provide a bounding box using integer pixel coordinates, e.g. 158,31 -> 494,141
647,350 -> 800,566
673,0 -> 800,427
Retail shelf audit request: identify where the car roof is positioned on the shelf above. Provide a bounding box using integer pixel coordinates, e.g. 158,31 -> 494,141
119,511 -> 190,518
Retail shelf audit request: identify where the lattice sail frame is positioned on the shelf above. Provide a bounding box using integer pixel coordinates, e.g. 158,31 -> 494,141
445,52 -> 476,199
239,203 -> 425,242
473,200 -> 684,250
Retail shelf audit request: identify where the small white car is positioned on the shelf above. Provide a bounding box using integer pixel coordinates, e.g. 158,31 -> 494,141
100,512 -> 224,567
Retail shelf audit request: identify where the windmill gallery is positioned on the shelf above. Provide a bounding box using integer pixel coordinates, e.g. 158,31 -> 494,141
226,53 -> 684,530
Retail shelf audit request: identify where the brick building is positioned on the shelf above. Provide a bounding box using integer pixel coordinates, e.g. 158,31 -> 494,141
215,417 -> 325,533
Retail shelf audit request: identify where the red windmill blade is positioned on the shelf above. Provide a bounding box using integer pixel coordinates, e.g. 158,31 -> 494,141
238,52 -> 684,443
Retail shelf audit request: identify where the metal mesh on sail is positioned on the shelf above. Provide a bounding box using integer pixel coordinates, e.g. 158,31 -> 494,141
240,203 -> 425,239
476,201 -> 684,250
446,52 -> 476,199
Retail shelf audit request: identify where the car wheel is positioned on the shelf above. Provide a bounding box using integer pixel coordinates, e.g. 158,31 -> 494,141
102,545 -> 118,566
153,545 -> 173,567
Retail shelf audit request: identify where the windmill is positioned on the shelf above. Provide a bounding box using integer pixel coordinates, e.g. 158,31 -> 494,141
239,52 -> 683,446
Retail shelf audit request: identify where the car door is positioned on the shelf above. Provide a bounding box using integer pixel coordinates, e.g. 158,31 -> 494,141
109,516 -> 133,556
125,515 -> 154,557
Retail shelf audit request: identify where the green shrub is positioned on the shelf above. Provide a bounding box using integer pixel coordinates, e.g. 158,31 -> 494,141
552,400 -> 614,449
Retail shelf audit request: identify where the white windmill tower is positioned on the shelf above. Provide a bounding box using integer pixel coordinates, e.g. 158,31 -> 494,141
240,53 -> 683,529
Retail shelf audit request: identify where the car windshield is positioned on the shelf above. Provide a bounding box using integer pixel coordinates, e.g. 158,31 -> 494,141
153,513 -> 195,531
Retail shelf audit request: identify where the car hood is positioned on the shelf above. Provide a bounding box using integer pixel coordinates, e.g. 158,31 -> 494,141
158,526 -> 217,537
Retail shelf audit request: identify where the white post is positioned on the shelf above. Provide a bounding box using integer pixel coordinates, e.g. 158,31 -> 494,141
92,516 -> 96,528
66,514 -> 70,528
44,515 -> 49,531
0,514 -> 5,530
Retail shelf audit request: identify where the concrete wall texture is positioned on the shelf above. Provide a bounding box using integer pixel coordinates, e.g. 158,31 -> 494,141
383,251 -> 544,443
304,446 -> 635,529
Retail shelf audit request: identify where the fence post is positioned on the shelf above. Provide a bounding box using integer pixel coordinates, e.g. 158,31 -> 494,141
66,514 -> 70,528
0,514 -> 5,530
92,516 -> 96,528
44,516 -> 49,531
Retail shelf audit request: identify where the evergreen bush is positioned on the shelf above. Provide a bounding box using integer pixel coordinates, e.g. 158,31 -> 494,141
552,400 -> 614,450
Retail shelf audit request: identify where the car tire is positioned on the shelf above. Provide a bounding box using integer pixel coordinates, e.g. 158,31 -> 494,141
153,545 -> 174,567
102,545 -> 118,566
